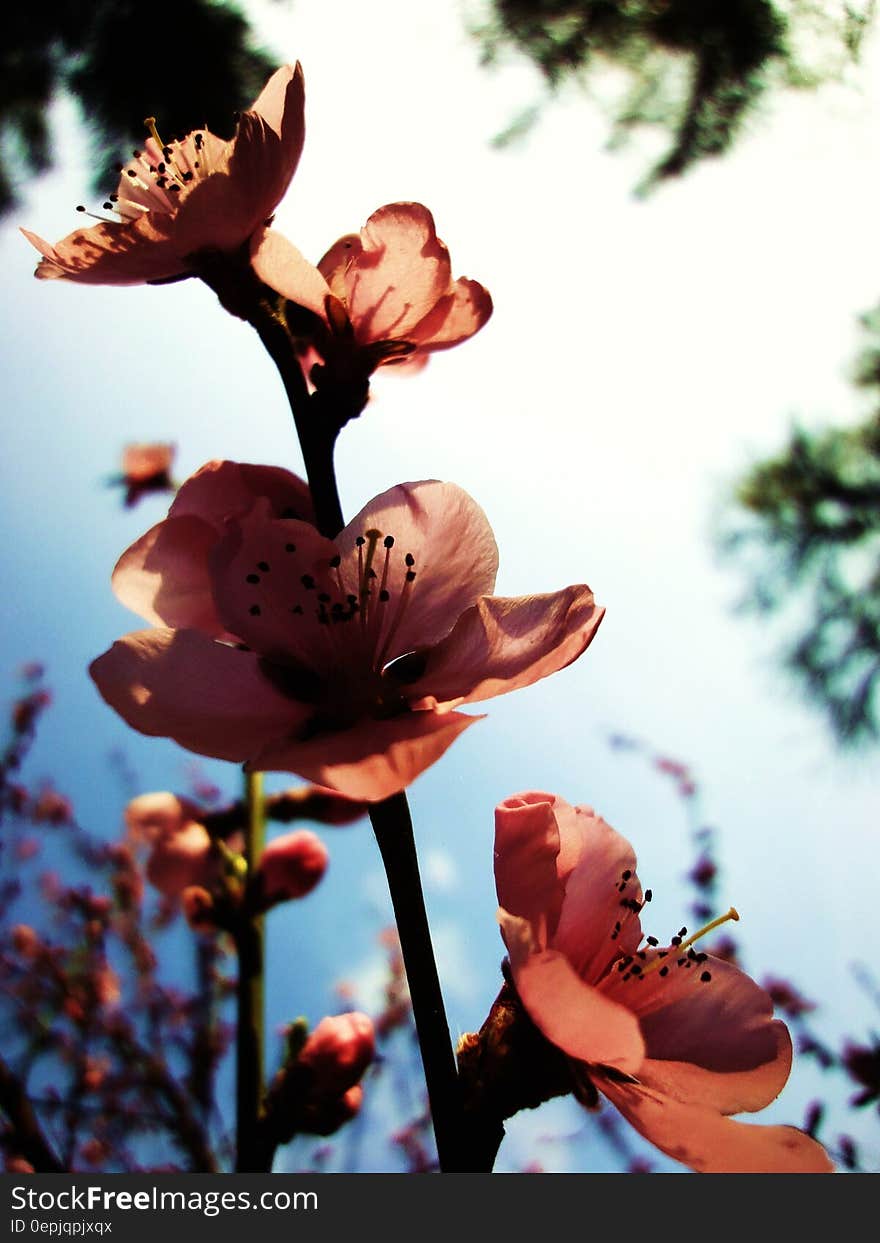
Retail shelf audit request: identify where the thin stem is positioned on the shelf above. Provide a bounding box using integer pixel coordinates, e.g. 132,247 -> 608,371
235,769 -> 266,1171
238,272 -> 475,1171
370,793 -> 466,1171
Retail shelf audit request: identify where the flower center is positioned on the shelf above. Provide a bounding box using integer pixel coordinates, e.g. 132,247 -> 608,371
73,118 -> 213,227
245,521 -> 422,720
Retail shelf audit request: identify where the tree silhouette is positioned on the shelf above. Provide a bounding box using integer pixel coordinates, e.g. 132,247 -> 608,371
2,0 -> 278,216
474,0 -> 876,192
721,304 -> 880,744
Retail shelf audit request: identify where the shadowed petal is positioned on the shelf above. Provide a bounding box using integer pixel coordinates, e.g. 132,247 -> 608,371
89,628 -> 306,762
209,499 -> 340,669
250,228 -> 332,317
601,953 -> 786,1083
112,515 -> 226,633
499,918 -> 645,1073
337,481 -> 499,653
551,810 -> 644,981
415,588 -> 603,707
22,216 -> 184,285
634,1019 -> 792,1116
595,1077 -> 834,1172
247,709 -> 481,802
168,459 -> 312,527
318,233 -> 363,300
346,203 -> 452,342
405,278 -> 493,350
494,795 -> 565,943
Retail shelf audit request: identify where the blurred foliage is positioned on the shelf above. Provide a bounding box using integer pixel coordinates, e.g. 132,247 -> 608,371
1,0 -> 278,215
474,0 -> 876,192
721,305 -> 880,746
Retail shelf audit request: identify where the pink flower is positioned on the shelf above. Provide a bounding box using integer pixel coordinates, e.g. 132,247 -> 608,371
251,202 -> 492,378
22,65 -> 305,286
251,829 -> 329,910
125,791 -> 216,897
118,443 -> 176,508
299,1012 -> 376,1096
494,791 -> 834,1173
90,465 -> 601,801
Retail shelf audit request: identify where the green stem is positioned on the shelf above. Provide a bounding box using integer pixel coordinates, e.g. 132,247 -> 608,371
235,769 -> 266,1171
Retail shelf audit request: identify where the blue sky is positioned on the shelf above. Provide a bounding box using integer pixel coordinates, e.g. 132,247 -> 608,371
3,0 -> 880,1172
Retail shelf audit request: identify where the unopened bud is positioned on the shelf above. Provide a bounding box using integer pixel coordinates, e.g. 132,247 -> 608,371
252,830 -> 329,911
11,924 -> 40,958
181,886 -> 217,931
146,821 -> 214,897
299,1012 -> 375,1094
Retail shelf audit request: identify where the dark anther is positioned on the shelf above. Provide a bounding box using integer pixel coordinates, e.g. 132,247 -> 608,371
404,553 -> 415,566
329,554 -> 341,568
677,957 -> 687,966
379,590 -> 390,602
285,544 -> 296,553
246,574 -> 260,584
659,966 -> 669,977
700,972 -> 712,983
621,870 -> 632,881
318,593 -> 331,603
126,170 -> 138,178
249,605 -> 261,616
195,134 -> 204,149
629,964 -> 642,975
355,536 -> 365,547
618,882 -> 626,893
646,936 -> 658,946
671,936 -> 682,946
290,605 -> 304,615
644,889 -> 653,902
301,575 -> 315,589
183,171 -> 194,182
383,535 -> 395,548
103,202 -> 113,210
157,162 -> 166,174
257,561 -> 270,572
406,570 -> 416,583
76,205 -> 86,212
678,927 -> 687,938
110,195 -> 118,203
156,177 -> 168,189
168,184 -> 180,193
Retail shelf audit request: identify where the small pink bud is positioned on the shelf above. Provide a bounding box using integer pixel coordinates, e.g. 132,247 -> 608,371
5,1156 -> 35,1173
294,785 -> 369,826
146,821 -> 214,897
181,885 -> 217,931
299,1012 -> 375,1095
125,792 -> 197,845
253,830 -> 329,911
11,924 -> 40,957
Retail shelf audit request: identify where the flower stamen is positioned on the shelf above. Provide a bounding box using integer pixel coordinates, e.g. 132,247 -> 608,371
641,906 -> 740,978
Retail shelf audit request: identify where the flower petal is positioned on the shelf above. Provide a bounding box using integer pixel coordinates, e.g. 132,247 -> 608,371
600,952 -> 788,1095
345,203 -> 452,342
89,628 -> 307,762
494,794 -> 565,945
247,709 -> 481,802
22,216 -> 185,285
337,481 -> 499,654
112,515 -> 226,633
318,233 -> 363,299
414,588 -> 603,707
167,459 -> 313,527
499,925 -> 645,1074
595,1076 -> 834,1173
208,499 -> 341,670
405,278 -> 493,350
635,1021 -> 791,1116
250,228 -> 332,318
551,809 -> 644,981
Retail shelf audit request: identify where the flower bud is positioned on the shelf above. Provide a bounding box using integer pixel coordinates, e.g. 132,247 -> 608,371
252,830 -> 329,911
146,821 -> 214,897
299,1012 -> 375,1095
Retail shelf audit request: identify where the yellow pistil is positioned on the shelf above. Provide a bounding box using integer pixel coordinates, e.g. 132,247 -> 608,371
641,906 -> 740,977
